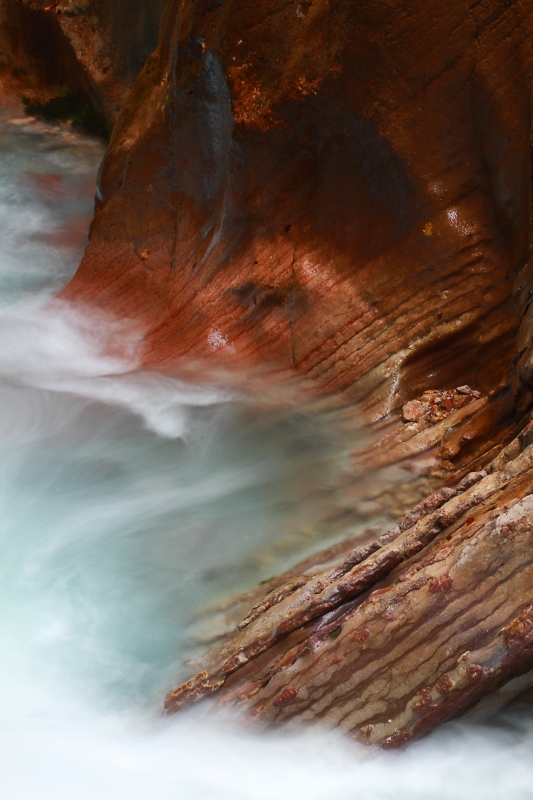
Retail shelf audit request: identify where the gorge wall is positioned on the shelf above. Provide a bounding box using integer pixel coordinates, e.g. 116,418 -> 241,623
2,0 -> 533,745
0,0 -> 167,127
58,0 -> 533,430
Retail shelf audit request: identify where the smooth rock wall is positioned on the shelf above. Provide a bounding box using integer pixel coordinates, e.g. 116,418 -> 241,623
60,0 -> 533,425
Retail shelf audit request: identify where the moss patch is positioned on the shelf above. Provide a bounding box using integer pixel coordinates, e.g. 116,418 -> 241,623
22,90 -> 111,139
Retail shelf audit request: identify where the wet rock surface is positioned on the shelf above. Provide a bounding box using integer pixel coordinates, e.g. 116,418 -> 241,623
59,0 -> 533,429
2,0 -> 533,748
165,419 -> 533,746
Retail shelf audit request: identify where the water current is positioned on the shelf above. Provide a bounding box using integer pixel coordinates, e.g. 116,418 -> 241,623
1,111 -> 532,800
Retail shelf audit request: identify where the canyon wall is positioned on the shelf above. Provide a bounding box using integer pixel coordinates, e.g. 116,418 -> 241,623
60,0 -> 533,429
2,0 -> 533,744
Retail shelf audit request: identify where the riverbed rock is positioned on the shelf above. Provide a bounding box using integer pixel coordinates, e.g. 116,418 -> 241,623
401,388 -> 479,425
5,0 -> 533,746
164,419 -> 533,746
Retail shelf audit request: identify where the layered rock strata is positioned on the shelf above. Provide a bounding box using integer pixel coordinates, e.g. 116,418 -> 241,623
49,0 -> 533,741
3,0 -> 533,745
165,420 -> 533,746
60,0 -> 533,432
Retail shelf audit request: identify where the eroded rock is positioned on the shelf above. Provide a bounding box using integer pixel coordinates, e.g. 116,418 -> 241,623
0,0 -> 167,128
58,0 -> 533,433
164,420 -> 533,746
3,0 -> 533,747
401,387 -> 480,425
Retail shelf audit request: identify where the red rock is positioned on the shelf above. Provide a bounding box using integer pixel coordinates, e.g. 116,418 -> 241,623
273,687 -> 298,707
453,394 -> 474,409
0,0 -> 167,125
55,0 -> 533,424
428,573 -> 453,594
402,400 -> 428,423
4,0 -> 533,748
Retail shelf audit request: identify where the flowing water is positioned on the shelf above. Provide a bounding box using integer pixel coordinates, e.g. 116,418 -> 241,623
1,112 -> 532,800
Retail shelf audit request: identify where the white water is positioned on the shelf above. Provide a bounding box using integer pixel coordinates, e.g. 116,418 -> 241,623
1,113 -> 532,800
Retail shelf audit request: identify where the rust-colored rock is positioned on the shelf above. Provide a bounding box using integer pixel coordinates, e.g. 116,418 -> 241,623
401,386 -> 479,424
41,0 -> 532,742
15,0 -> 167,121
60,0 -> 533,432
0,0 -> 100,113
6,0 -> 533,747
0,0 -> 166,126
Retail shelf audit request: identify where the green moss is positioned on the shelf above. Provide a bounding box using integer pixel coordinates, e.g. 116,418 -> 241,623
259,576 -> 277,585
23,90 -> 111,139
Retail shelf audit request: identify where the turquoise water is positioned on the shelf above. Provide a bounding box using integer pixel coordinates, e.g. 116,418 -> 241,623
0,112 -> 532,800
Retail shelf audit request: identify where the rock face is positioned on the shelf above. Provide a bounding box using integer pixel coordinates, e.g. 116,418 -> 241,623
52,0 -> 531,744
0,0 -> 167,126
52,1 -> 533,739
61,0 -> 533,424
5,0 -> 533,745
165,421 -> 533,746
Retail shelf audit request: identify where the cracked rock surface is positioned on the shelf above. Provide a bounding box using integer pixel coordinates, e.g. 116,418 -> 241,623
58,0 -> 533,429
2,0 -> 533,746
165,420 -> 533,746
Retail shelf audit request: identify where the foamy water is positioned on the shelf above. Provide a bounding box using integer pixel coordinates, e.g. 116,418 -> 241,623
0,112 -> 532,800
